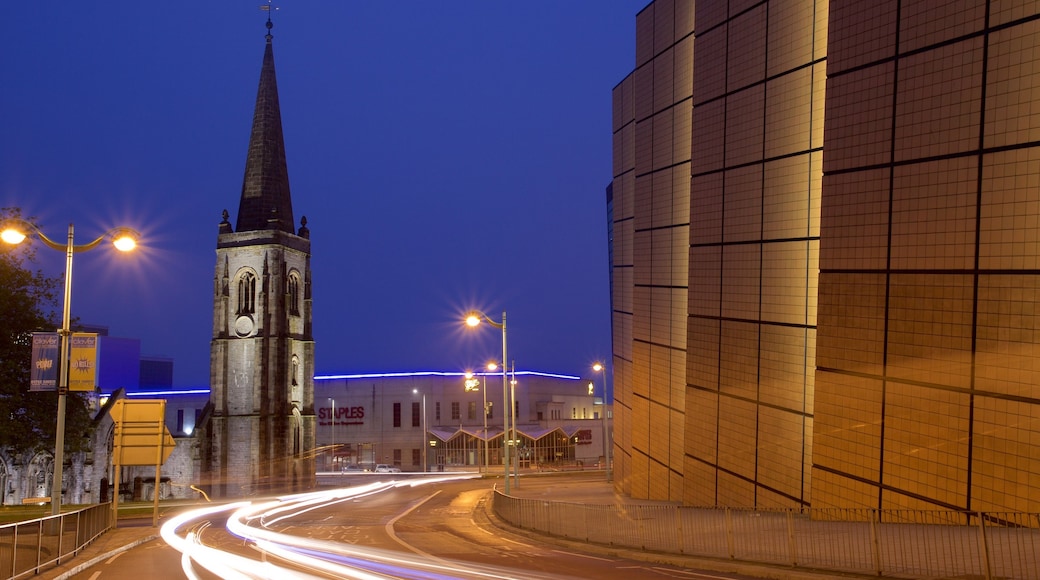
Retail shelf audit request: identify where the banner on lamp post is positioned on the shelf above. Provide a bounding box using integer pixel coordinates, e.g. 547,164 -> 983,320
69,333 -> 98,392
30,332 -> 59,392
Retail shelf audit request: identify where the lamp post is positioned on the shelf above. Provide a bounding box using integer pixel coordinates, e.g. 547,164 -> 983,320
464,311 -> 510,494
509,362 -> 518,488
328,397 -> 335,471
593,362 -> 610,482
412,389 -> 427,472
483,362 -> 495,475
1,219 -> 139,515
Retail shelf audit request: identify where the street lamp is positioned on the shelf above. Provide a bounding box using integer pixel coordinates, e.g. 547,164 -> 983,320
593,362 -> 610,482
328,397 -> 335,471
1,219 -> 140,515
464,310 -> 510,494
509,363 -> 518,488
412,389 -> 427,473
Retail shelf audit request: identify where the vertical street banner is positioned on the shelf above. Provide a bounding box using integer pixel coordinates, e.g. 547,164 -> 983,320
30,332 -> 59,392
69,333 -> 98,392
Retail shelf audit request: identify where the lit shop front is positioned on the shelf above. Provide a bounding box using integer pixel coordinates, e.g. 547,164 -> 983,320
315,370 -> 610,472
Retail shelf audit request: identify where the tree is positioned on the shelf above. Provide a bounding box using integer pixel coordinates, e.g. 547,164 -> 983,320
0,208 -> 93,456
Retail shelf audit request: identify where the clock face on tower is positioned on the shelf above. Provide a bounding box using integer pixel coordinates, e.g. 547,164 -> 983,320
235,315 -> 254,337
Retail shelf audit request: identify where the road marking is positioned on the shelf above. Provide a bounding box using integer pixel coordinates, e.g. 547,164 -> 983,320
550,549 -> 614,562
384,490 -> 449,563
87,572 -> 102,580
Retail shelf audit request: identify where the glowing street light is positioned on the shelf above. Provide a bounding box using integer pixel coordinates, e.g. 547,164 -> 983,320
464,310 -> 511,494
1,218 -> 140,514
592,362 -> 610,482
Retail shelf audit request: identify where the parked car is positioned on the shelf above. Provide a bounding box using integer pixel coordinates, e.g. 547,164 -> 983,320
343,464 -> 364,473
374,464 -> 401,473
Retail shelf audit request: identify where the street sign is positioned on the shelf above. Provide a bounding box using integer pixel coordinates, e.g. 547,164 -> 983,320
110,399 -> 175,465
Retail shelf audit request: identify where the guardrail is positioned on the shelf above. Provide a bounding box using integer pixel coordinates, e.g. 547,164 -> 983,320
492,492 -> 1040,579
0,503 -> 113,580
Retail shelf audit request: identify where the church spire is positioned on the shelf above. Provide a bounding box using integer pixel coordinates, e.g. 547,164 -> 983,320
236,18 -> 294,234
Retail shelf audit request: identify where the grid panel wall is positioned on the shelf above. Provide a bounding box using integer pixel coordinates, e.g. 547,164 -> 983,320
686,316 -> 721,389
813,371 -> 884,485
971,395 -> 1040,512
685,387 -> 719,463
759,324 -> 812,410
761,240 -> 812,326
766,0 -> 817,76
691,172 -> 724,243
891,157 -> 978,270
894,38 -> 983,162
976,275 -> 1040,398
726,5 -> 766,92
717,395 -> 758,479
684,455 -> 718,505
719,320 -> 759,401
818,169 -> 891,270
989,0 -> 1040,26
815,273 -> 886,374
692,22 -> 726,104
826,0 -> 898,73
689,246 -> 722,317
885,274 -> 974,390
881,382 -> 971,509
979,148 -> 1040,270
899,0 -> 985,53
723,165 -> 763,243
691,99 -> 726,173
653,48 -> 676,116
720,244 -> 761,320
757,405 -> 809,502
724,85 -> 766,167
674,36 -> 694,103
716,466 -> 756,506
764,66 -> 814,158
821,63 -> 895,172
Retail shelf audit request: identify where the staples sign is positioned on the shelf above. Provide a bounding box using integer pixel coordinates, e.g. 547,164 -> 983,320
320,406 -> 365,426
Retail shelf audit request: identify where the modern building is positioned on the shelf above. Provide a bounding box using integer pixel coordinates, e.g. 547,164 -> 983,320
315,371 -> 608,472
194,17 -> 317,498
612,0 -> 1040,512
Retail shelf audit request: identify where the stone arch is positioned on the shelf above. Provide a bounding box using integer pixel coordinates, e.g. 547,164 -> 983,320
27,452 -> 53,501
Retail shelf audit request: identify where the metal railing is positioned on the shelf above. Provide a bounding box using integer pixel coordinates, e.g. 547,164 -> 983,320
493,492 -> 1040,579
0,503 -> 113,580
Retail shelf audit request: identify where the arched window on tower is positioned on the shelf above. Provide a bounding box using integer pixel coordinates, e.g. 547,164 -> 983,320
237,272 -> 256,315
288,273 -> 300,316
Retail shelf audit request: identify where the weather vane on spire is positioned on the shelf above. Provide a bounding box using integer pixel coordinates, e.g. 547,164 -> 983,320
260,1 -> 279,38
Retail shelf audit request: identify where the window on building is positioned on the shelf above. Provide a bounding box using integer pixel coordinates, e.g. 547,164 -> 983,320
435,402 -> 441,421
488,401 -> 493,420
572,408 -> 576,419
451,402 -> 460,421
237,272 -> 256,315
287,273 -> 300,316
412,402 -> 421,427
393,402 -> 401,428
467,401 -> 476,420
393,449 -> 401,467
176,409 -> 184,433
412,449 -> 421,466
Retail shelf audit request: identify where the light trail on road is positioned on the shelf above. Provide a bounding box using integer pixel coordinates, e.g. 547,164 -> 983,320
159,474 -> 574,579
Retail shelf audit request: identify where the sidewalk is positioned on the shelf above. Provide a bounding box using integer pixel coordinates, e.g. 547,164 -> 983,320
36,521 -> 160,580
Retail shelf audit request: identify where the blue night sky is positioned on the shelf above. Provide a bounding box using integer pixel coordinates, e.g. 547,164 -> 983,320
2,2 -> 645,393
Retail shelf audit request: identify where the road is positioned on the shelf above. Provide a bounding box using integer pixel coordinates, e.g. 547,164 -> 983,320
67,475 -> 764,579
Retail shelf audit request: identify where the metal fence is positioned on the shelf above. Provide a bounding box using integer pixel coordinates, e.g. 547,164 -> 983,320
493,492 -> 1040,579
0,504 -> 113,580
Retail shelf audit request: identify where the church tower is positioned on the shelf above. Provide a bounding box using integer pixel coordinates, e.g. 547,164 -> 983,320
198,18 -> 315,497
